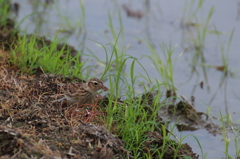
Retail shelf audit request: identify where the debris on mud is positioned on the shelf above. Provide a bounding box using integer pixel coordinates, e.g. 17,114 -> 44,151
75,122 -> 125,159
143,131 -> 199,159
122,4 -> 145,19
0,126 -> 61,158
159,95 -> 221,136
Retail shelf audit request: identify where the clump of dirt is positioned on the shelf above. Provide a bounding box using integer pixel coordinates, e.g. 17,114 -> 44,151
143,131 -> 198,159
122,4 -> 145,19
0,123 -> 125,159
0,126 -> 61,158
75,122 -> 124,158
159,95 -> 221,136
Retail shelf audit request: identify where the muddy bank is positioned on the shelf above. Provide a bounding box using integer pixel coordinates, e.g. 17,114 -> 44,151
0,2 -> 199,158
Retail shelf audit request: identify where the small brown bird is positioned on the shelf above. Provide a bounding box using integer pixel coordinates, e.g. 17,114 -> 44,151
58,78 -> 108,105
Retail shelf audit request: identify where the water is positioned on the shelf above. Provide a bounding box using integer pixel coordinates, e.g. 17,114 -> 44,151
11,0 -> 240,158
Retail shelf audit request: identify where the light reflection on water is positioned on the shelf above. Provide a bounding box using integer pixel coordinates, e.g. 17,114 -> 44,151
11,0 -> 240,158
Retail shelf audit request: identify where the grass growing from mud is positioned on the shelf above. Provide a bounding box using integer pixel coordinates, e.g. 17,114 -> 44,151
8,33 -> 200,158
3,8 -> 199,157
10,34 -> 83,76
5,15 -> 202,158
